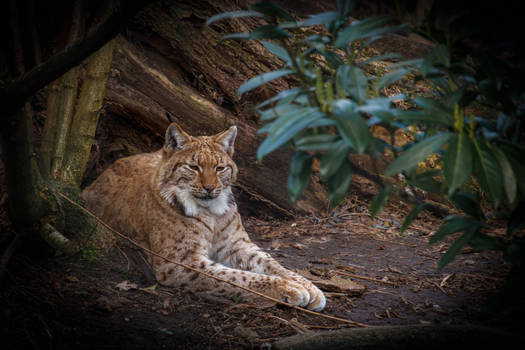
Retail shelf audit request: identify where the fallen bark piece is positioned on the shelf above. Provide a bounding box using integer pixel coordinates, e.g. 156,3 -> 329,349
312,277 -> 367,296
299,269 -> 366,295
115,280 -> 138,291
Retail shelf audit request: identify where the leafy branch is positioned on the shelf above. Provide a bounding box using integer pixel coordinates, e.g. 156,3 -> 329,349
207,0 -> 525,272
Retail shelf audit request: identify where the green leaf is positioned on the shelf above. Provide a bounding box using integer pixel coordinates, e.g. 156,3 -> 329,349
429,216 -> 479,244
357,24 -> 408,52
142,284 -> 157,291
400,202 -> 429,233
370,185 -> 392,219
308,118 -> 336,128
376,68 -> 409,93
469,233 -> 506,251
507,202 -> 525,237
257,108 -> 324,161
238,69 -> 293,95
386,133 -> 451,176
413,97 -> 454,126
443,133 -> 473,195
250,1 -> 294,21
255,88 -> 300,111
334,16 -> 394,48
394,110 -> 452,127
357,97 -> 397,122
472,139 -> 503,207
320,140 -> 351,181
334,113 -> 370,154
444,86 -> 468,107
421,44 -> 450,77
261,41 -> 291,64
258,103 -> 301,122
220,33 -> 251,41
337,0 -> 356,18
360,53 -> 404,66
264,107 -> 322,135
437,226 -> 477,270
326,159 -> 352,207
336,65 -> 368,103
449,192 -> 484,219
322,50 -> 344,69
295,134 -> 339,151
491,145 -> 517,205
249,25 -> 291,40
288,152 -> 313,204
206,10 -> 263,26
300,12 -> 338,27
498,144 -> 525,195
408,170 -> 442,194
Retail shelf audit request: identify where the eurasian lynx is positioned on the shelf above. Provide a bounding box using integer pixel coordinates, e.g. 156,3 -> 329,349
82,123 -> 325,311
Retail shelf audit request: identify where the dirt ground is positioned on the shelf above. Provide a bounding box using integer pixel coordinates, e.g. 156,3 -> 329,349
1,176 -> 518,349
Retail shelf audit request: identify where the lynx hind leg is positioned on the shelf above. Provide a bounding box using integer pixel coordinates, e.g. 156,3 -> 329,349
154,257 -> 313,308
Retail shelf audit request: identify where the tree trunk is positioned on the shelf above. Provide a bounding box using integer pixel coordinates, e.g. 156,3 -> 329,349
62,39 -> 116,186
90,0 -> 329,217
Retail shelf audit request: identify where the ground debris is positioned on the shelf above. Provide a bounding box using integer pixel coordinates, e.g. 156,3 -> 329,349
115,280 -> 138,291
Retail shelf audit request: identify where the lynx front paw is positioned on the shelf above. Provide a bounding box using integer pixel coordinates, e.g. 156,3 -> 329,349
303,283 -> 326,311
275,279 -> 310,307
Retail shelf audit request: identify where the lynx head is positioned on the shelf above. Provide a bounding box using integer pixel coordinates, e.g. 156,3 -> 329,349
157,123 -> 238,216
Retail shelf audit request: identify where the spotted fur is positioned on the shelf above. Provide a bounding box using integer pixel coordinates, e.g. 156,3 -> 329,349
82,123 -> 326,311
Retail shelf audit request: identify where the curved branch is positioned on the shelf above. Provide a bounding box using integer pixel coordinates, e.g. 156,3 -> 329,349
40,222 -> 80,255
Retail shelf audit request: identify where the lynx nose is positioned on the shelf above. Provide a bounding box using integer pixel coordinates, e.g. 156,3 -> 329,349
203,184 -> 215,193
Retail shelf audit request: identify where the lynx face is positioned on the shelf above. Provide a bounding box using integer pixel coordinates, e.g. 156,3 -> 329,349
156,124 -> 238,216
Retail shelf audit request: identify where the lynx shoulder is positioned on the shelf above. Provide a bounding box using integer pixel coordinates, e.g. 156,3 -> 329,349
82,123 -> 325,311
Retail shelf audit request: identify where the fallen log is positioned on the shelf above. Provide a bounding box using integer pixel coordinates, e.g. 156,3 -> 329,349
272,324 -> 521,350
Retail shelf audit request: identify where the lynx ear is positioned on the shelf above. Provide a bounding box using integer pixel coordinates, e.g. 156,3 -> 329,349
165,123 -> 191,153
214,125 -> 237,156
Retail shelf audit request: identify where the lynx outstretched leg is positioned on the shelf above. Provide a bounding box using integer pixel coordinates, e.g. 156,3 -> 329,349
154,255 -> 312,308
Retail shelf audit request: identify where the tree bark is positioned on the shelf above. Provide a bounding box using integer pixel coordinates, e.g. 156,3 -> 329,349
62,39 -> 116,186
45,0 -> 83,180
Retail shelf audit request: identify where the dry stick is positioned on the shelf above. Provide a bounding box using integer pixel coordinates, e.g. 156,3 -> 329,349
332,270 -> 398,286
56,191 -> 368,328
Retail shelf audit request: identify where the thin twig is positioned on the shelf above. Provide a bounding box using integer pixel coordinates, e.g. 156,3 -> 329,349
332,270 -> 397,286
56,191 -> 369,327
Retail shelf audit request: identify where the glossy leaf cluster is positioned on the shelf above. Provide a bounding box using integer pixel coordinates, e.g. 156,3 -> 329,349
208,1 -> 525,270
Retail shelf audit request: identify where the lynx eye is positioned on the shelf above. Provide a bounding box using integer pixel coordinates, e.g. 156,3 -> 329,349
216,166 -> 225,172
189,165 -> 200,171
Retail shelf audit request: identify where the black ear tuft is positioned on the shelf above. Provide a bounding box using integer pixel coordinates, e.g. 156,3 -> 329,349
165,123 -> 191,152
214,125 -> 237,156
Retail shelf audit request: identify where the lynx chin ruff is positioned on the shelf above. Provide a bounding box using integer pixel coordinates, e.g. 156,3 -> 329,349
82,123 -> 326,311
